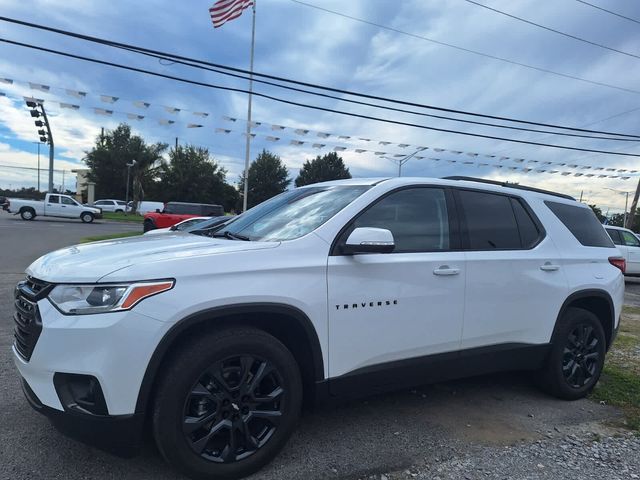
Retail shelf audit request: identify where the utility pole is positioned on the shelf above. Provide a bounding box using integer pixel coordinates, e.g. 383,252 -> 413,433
62,170 -> 65,193
125,160 -> 136,216
628,177 -> 640,230
27,101 -> 54,192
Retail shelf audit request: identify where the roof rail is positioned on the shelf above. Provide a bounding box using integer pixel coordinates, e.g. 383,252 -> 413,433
443,176 -> 575,201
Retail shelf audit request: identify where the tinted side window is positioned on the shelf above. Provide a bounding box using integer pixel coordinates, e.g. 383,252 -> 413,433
353,188 -> 450,253
458,190 -> 520,249
61,197 -> 75,205
511,198 -> 541,248
606,228 -> 623,245
48,195 -> 59,204
621,230 -> 640,247
546,201 -> 614,248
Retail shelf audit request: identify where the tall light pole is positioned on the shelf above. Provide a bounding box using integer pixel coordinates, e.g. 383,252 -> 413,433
125,160 -> 136,215
33,141 -> 44,191
27,100 -> 54,192
604,187 -> 633,228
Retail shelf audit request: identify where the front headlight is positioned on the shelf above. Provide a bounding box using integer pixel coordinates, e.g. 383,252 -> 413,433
48,280 -> 174,315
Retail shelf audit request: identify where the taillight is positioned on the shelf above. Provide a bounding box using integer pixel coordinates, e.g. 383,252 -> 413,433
609,256 -> 626,274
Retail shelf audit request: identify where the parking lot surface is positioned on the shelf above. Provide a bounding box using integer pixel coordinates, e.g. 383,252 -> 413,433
0,214 -> 638,479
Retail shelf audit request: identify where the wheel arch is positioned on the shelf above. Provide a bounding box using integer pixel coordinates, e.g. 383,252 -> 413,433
135,303 -> 325,416
552,289 -> 615,349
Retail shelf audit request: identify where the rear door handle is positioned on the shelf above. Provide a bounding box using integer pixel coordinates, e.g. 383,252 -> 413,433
433,266 -> 460,276
540,262 -> 559,272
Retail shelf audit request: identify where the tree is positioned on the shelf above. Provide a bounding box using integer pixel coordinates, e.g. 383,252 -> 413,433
159,145 -> 227,205
589,204 -> 605,223
295,152 -> 351,187
238,149 -> 290,209
607,213 -> 625,227
84,124 -> 167,209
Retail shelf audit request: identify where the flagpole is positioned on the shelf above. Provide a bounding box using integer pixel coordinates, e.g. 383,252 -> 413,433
242,0 -> 256,212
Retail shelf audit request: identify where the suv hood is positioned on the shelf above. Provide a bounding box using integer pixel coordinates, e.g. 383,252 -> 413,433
26,233 -> 279,283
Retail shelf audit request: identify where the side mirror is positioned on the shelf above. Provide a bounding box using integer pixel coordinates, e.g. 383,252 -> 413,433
343,227 -> 395,255
155,209 -> 161,213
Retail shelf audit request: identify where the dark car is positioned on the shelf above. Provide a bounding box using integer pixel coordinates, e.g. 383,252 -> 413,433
143,202 -> 224,232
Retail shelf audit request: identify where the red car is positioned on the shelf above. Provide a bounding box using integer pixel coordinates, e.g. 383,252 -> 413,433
143,202 -> 224,232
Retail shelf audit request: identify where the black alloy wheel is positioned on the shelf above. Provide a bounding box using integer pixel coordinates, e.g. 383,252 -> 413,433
183,355 -> 285,463
562,324 -> 600,389
153,327 -> 302,480
535,306 -> 606,400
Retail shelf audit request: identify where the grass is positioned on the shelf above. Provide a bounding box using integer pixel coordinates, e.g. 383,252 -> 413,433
102,212 -> 144,223
591,310 -> 640,431
80,231 -> 142,243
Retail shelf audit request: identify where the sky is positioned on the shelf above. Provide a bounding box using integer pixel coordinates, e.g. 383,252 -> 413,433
0,0 -> 638,213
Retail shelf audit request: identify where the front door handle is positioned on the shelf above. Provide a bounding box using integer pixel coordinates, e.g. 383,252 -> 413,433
540,262 -> 559,272
433,265 -> 460,276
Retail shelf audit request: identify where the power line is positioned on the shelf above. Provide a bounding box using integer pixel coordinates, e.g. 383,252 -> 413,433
287,0 -> 640,96
1,16 -> 640,138
464,0 -> 640,60
575,0 -> 640,26
2,36 -> 639,158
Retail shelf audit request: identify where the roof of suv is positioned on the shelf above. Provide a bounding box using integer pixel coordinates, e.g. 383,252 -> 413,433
311,176 -> 577,203
604,225 -> 637,233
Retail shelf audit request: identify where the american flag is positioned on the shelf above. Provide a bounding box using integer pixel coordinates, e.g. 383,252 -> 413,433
209,0 -> 254,28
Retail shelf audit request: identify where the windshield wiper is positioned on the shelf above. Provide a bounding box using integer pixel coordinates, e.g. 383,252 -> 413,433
211,230 -> 251,241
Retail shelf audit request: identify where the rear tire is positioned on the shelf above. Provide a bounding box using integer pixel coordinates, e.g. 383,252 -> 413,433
81,212 -> 94,223
535,307 -> 606,400
115,209 -> 124,213
153,327 -> 302,480
20,208 -> 35,221
143,219 -> 155,232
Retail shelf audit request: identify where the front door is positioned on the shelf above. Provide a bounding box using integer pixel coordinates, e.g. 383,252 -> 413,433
327,187 -> 465,390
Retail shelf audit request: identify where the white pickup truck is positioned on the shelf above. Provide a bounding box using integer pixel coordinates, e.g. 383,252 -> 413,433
5,193 -> 102,223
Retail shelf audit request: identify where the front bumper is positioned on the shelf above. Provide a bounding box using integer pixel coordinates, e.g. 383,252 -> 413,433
21,377 -> 144,457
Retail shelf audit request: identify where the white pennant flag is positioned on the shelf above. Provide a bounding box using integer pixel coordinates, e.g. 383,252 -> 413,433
242,133 -> 256,138
249,121 -> 261,127
158,119 -> 175,125
59,103 -> 80,110
127,114 -> 144,120
187,124 -> 203,128
295,129 -> 310,135
29,83 -> 50,92
271,124 -> 285,131
164,106 -> 181,114
223,115 -> 237,122
338,135 -> 351,140
66,89 -> 87,98
397,143 -> 410,148
355,149 -> 367,153
215,128 -> 231,134
0,78 -> 13,84
317,132 -> 330,138
266,136 -> 280,142
100,95 -> 119,103
379,141 -> 392,146
94,108 -> 113,116
290,140 -> 304,145
134,101 -> 150,109
312,143 -> 325,148
193,112 -> 209,117
334,146 -> 346,151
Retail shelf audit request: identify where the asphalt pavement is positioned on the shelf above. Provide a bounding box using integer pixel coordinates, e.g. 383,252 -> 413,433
0,212 -> 638,480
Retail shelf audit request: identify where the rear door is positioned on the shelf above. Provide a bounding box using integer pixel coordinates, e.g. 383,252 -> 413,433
620,230 -> 640,274
606,228 -> 629,265
455,189 -> 568,348
45,195 -> 64,217
327,186 -> 466,388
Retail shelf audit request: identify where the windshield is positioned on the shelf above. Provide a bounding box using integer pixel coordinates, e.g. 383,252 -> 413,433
214,185 -> 370,241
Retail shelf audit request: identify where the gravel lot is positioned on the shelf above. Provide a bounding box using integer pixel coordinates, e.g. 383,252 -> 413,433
0,212 -> 638,479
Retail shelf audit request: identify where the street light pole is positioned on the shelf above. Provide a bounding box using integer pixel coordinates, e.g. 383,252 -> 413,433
38,105 -> 54,193
33,141 -> 43,191
125,160 -> 136,216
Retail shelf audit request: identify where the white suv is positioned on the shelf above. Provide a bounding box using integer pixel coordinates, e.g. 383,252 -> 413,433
604,225 -> 640,276
12,177 -> 624,479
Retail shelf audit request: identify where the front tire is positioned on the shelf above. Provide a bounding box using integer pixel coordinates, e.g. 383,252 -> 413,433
536,307 -> 606,400
143,219 -> 155,232
153,327 -> 302,480
81,212 -> 94,223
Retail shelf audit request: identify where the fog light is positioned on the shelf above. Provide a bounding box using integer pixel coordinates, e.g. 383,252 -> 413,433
53,373 -> 108,416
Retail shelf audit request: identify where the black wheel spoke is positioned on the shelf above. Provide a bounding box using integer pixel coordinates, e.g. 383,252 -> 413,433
254,386 -> 284,404
238,419 -> 259,450
190,382 -> 219,401
184,411 -> 217,434
250,409 -> 282,425
191,419 -> 230,454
